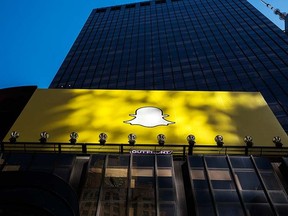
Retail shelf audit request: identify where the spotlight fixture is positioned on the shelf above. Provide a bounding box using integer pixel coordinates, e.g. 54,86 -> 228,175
157,134 -> 165,146
244,135 -> 253,147
9,131 -> 19,144
128,133 -> 137,145
215,135 -> 224,147
273,136 -> 283,148
99,133 -> 107,145
39,131 -> 49,143
69,132 -> 78,144
187,135 -> 196,146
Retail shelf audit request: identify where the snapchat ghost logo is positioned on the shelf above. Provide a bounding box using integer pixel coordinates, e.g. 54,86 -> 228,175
124,107 -> 175,127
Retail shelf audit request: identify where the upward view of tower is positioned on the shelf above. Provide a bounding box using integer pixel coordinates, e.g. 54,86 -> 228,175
2,1 -> 288,216
50,0 -> 288,131
49,0 -> 288,132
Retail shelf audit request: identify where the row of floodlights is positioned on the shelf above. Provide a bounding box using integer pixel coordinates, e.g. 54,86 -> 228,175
8,131 -> 283,147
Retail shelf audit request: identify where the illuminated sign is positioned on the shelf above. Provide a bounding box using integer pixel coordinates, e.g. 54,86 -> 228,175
4,89 -> 288,146
124,106 -> 175,127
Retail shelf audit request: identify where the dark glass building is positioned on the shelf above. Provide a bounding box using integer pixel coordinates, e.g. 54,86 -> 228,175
49,0 -> 288,131
2,1 -> 288,216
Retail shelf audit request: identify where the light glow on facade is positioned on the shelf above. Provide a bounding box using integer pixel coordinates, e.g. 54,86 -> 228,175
4,89 -> 288,146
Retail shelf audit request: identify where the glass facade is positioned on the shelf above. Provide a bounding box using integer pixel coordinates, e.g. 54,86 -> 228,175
187,155 -> 288,216
49,0 -> 288,131
79,154 -> 178,216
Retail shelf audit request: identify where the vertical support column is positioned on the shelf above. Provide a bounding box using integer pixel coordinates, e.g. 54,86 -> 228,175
202,156 -> 219,216
82,144 -> 87,154
120,145 -> 124,154
155,154 -> 160,216
58,143 -> 62,153
96,155 -> 108,216
250,155 -> 277,216
226,155 -> 248,216
126,153 -> 133,216
245,146 -> 248,156
188,145 -> 193,155
183,146 -> 186,160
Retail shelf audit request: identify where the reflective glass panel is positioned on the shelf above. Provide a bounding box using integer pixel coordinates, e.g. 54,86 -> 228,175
261,172 -> 281,190
242,191 -> 267,203
99,202 -> 126,216
235,171 -> 262,190
159,189 -> 175,201
230,157 -> 254,169
246,204 -> 273,216
217,203 -> 244,216
159,203 -> 176,216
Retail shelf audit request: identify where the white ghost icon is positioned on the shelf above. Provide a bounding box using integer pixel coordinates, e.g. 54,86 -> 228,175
124,107 -> 175,127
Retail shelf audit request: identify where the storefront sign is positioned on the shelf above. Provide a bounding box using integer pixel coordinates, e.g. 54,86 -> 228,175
130,150 -> 173,155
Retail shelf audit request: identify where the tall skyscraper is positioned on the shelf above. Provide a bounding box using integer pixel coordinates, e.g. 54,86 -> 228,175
50,0 -> 288,131
2,1 -> 288,215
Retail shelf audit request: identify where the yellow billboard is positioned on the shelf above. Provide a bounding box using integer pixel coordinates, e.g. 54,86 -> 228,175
4,89 -> 288,146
